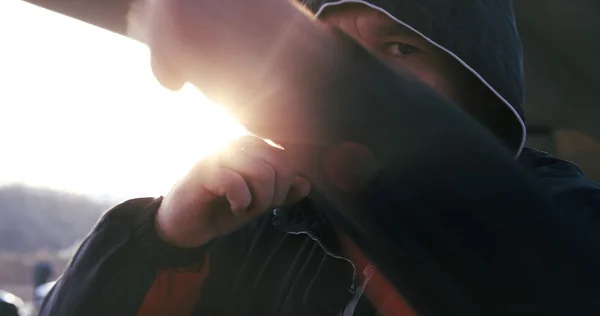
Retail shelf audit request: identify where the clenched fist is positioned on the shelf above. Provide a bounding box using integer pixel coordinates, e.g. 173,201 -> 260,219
155,136 -> 311,248
146,0 -> 314,102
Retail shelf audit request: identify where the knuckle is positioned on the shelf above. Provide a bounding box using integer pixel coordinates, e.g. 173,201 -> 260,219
222,169 -> 246,191
208,168 -> 239,197
277,168 -> 296,183
248,163 -> 275,184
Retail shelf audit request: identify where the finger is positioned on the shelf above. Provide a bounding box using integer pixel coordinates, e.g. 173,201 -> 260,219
201,167 -> 252,213
227,136 -> 296,207
219,149 -> 276,215
282,176 -> 312,206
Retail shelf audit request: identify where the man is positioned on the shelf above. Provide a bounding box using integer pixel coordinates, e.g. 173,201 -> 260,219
41,0 -> 600,315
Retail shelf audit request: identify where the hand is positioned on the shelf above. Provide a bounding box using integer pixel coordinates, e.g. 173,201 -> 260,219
155,136 -> 311,248
145,0 -> 314,104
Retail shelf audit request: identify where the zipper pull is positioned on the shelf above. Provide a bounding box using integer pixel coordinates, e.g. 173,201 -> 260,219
349,282 -> 356,295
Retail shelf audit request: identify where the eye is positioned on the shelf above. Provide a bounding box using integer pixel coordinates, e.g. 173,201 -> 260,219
382,42 -> 417,57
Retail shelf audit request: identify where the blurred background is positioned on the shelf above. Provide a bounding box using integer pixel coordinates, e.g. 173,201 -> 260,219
1,0 -> 599,314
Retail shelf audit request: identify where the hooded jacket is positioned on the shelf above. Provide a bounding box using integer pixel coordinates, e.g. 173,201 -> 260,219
40,1 -> 600,316
304,0 -> 526,155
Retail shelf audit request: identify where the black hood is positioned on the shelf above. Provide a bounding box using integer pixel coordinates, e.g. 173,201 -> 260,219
301,0 -> 527,156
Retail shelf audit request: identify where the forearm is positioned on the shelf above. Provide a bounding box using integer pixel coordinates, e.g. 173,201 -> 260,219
237,18 -> 508,159
243,23 -> 600,315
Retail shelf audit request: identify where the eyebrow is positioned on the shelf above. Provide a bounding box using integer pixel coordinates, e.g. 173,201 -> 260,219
372,22 -> 422,40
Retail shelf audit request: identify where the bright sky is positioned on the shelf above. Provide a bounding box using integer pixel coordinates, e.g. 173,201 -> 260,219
0,0 -> 247,200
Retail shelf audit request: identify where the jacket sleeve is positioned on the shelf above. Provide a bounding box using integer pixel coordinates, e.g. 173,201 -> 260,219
246,30 -> 600,315
39,197 -> 211,316
519,147 -> 600,213
332,151 -> 600,316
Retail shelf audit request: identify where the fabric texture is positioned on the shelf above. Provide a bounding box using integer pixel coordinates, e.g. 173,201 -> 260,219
303,0 -> 526,154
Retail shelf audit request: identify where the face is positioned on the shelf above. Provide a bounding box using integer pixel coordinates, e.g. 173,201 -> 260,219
319,4 -> 486,114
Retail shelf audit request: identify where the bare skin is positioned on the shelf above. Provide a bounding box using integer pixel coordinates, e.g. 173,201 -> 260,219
151,3 -> 479,249
156,136 -> 311,248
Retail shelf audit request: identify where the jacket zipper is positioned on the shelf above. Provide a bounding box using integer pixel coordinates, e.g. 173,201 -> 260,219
285,227 -> 383,316
284,227 -> 358,294
342,265 -> 376,316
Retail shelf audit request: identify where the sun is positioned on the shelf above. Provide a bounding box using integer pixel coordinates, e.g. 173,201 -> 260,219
0,1 -> 248,199
148,85 -> 249,193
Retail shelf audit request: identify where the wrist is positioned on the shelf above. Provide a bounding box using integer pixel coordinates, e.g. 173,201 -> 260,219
133,197 -> 212,268
154,203 -> 215,249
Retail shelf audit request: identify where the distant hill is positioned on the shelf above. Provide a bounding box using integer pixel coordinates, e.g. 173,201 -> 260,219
0,185 -> 113,252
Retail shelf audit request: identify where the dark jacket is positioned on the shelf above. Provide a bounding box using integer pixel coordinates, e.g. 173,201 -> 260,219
40,0 -> 600,315
39,149 -> 600,316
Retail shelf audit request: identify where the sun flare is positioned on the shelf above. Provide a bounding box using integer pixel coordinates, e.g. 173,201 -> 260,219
0,0 -> 247,199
